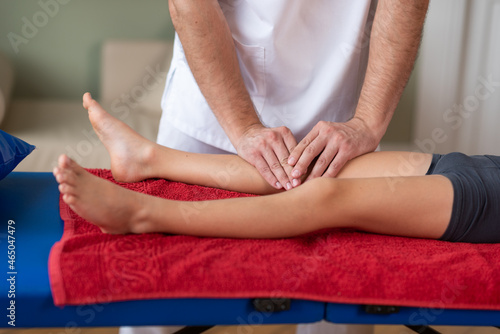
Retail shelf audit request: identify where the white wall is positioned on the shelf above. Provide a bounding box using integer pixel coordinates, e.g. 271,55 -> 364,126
414,0 -> 500,155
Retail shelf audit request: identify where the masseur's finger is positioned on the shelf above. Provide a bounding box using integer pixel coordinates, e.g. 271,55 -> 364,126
263,144 -> 294,190
282,127 -> 298,156
236,126 -> 297,190
305,145 -> 338,181
288,131 -> 324,180
321,150 -> 350,179
279,128 -> 298,188
253,155 -> 281,190
271,126 -> 298,185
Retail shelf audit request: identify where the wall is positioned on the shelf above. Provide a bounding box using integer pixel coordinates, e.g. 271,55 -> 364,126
383,67 -> 417,143
0,0 -> 412,142
413,0 -> 500,154
0,0 -> 174,100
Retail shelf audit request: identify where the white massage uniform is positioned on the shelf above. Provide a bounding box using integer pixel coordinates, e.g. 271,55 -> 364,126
157,0 -> 376,153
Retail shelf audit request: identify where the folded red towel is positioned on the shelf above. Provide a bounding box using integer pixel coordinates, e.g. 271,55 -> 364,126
49,169 -> 500,309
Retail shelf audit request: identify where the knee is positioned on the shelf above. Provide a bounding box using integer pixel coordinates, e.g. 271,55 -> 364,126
292,178 -> 346,230
298,177 -> 341,205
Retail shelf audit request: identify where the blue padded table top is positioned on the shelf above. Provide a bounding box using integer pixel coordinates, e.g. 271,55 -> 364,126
0,172 -> 324,328
326,303 -> 500,327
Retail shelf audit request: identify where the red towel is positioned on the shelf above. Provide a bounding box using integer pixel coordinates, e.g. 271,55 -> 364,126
49,169 -> 500,309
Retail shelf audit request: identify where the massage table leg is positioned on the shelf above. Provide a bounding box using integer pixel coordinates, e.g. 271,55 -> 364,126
405,325 -> 441,334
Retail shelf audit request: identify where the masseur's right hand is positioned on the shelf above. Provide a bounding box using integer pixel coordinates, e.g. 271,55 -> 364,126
236,124 -> 297,190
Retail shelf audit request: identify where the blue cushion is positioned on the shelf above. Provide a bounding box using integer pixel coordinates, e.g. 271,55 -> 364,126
0,130 -> 35,180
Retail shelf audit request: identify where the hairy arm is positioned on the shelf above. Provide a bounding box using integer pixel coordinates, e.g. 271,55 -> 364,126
353,0 -> 429,143
169,0 -> 296,189
169,0 -> 257,142
288,0 -> 429,182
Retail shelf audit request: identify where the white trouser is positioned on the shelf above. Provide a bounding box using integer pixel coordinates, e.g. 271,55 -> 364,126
120,327 -> 183,334
156,121 -> 232,154
296,321 -> 374,334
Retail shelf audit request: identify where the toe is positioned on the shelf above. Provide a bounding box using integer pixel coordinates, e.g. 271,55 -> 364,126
56,157 -> 83,186
59,181 -> 79,200
53,166 -> 60,178
85,96 -> 104,114
59,154 -> 79,171
62,193 -> 77,206
58,154 -> 71,168
83,93 -> 103,115
56,168 -> 74,185
62,154 -> 75,168
54,171 -> 65,184
82,92 -> 93,109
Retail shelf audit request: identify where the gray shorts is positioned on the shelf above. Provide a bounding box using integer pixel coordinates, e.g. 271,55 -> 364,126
427,153 -> 500,243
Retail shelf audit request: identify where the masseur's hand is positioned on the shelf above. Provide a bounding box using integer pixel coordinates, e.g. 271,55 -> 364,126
236,124 -> 297,190
287,117 -> 379,185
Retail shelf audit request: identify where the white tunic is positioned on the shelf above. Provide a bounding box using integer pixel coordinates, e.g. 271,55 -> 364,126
158,0 -> 376,153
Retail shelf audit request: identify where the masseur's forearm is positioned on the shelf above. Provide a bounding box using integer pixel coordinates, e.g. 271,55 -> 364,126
168,0 -> 260,143
353,0 -> 429,140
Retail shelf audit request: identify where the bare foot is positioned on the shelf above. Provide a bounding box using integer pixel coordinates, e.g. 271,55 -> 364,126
53,154 -> 151,234
82,92 -> 156,182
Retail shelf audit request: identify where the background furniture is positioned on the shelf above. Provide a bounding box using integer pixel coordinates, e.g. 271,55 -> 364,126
0,40 -> 172,172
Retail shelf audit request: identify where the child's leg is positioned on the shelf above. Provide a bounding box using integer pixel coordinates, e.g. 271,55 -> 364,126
54,155 -> 453,240
149,174 -> 453,239
83,92 -> 285,194
82,93 -> 434,195
336,150 -> 433,179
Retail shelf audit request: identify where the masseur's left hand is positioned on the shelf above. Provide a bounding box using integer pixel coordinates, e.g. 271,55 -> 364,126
287,117 -> 379,185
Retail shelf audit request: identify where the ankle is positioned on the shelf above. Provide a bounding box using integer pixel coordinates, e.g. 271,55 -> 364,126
138,143 -> 160,178
145,143 -> 175,178
142,142 -> 157,163
129,196 -> 155,234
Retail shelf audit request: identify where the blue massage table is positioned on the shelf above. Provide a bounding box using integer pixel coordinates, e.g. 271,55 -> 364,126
1,172 -> 499,333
